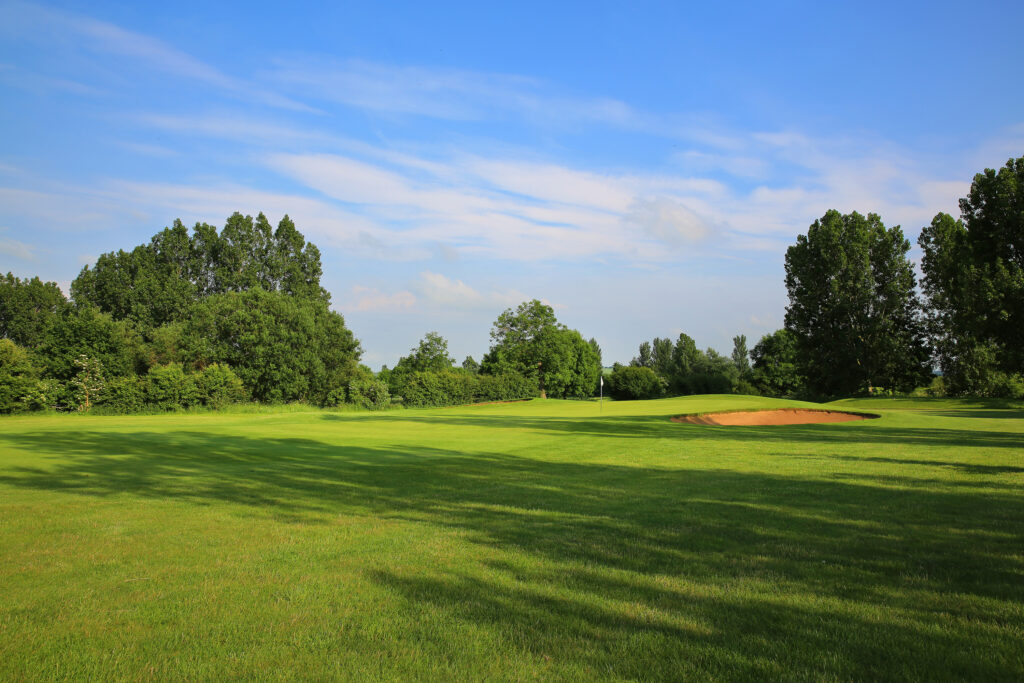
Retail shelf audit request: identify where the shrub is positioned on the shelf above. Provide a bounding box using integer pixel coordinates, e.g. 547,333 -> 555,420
196,364 -> 246,408
347,378 -> 391,409
399,370 -> 478,407
606,366 -> 665,400
476,372 -> 537,402
145,363 -> 199,410
0,339 -> 40,413
99,375 -> 146,414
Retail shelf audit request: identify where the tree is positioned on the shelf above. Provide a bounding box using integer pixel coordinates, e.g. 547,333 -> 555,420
632,341 -> 653,368
397,332 -> 455,373
750,329 -> 803,397
606,365 -> 665,400
785,209 -> 930,397
462,356 -> 480,374
182,288 -> 361,404
71,355 -> 105,411
670,333 -> 702,393
0,273 -> 69,348
731,335 -> 750,376
919,157 -> 1024,393
71,212 -> 330,328
482,299 -> 599,399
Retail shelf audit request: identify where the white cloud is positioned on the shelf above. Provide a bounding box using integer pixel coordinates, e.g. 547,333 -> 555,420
624,197 -> 710,245
348,286 -> 417,312
417,271 -> 526,310
0,233 -> 36,261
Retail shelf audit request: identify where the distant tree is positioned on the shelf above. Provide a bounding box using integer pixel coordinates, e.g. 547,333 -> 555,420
482,299 -> 599,398
606,365 -> 665,400
462,356 -> 480,374
651,337 -> 674,379
72,212 -> 329,327
0,339 -> 42,413
750,329 -> 803,397
919,157 -> 1024,394
35,306 -> 142,382
785,209 -> 930,397
0,273 -> 69,347
397,332 -> 455,373
731,335 -> 750,376
632,341 -> 653,368
670,333 -> 702,393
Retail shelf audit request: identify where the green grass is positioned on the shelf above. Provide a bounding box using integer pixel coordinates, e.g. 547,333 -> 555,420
1,395 -> 1022,681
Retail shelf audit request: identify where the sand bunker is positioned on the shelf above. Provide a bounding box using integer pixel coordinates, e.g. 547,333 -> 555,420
671,409 -> 879,426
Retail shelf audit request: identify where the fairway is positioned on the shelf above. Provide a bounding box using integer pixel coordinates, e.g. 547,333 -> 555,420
1,395 -> 1022,680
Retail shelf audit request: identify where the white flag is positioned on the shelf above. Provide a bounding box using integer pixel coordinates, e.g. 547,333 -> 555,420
600,375 -> 604,387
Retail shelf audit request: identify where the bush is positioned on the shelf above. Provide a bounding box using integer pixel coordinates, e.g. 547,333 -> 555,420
476,372 -> 538,402
196,364 -> 246,408
347,378 -> 391,409
99,375 -> 146,414
399,370 -> 478,407
606,366 -> 665,400
145,363 -> 200,410
0,339 -> 40,413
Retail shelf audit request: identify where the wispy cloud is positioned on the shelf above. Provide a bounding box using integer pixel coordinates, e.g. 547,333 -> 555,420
0,1 -> 314,112
0,232 -> 37,261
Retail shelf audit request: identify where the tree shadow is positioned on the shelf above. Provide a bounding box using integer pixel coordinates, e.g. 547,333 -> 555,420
1,428 -> 1022,678
326,411 -> 1024,450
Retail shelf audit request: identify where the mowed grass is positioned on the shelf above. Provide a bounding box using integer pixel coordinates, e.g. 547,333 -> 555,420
1,395 -> 1022,681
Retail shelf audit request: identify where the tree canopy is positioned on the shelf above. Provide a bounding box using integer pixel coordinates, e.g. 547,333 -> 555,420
785,209 -> 930,397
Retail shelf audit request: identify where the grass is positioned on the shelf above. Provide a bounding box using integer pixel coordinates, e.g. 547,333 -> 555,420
1,394 -> 1022,680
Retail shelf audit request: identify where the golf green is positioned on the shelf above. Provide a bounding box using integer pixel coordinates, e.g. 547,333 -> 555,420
1,395 -> 1022,680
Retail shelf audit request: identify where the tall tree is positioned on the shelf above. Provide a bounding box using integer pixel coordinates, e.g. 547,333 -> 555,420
785,209 -> 930,396
750,329 -> 803,397
919,157 -> 1024,391
731,335 -> 750,376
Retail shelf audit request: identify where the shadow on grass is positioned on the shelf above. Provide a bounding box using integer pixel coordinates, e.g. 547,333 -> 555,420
1,427 -> 1022,678
327,411 -> 1024,450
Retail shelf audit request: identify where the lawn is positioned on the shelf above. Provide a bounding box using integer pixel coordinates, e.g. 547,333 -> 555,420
1,395 -> 1022,680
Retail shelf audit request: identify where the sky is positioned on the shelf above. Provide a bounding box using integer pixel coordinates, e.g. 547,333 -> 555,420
1,1 -> 1022,368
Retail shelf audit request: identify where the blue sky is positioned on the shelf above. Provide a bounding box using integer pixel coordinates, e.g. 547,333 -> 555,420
1,0 -> 1022,367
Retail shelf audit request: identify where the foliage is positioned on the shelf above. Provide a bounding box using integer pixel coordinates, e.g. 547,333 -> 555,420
0,273 -> 69,348
183,288 -> 361,404
98,375 -> 146,414
919,157 -> 1024,393
71,355 -> 105,411
483,300 -> 601,399
71,213 -> 329,328
396,332 -> 454,373
195,364 -> 247,408
750,329 -> 804,398
475,372 -> 537,402
0,339 -> 42,413
731,335 -> 750,376
785,209 -> 931,397
346,377 -> 391,410
606,365 -> 665,400
34,306 -> 142,382
461,356 -> 480,374
144,363 -> 200,411
397,369 -> 478,408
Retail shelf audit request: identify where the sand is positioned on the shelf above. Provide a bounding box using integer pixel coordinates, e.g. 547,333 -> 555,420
671,409 -> 879,426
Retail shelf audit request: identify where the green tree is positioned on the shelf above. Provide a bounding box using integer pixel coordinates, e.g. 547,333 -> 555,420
785,209 -> 930,397
397,332 -> 455,372
632,341 -> 653,368
461,356 -> 480,374
0,273 -> 69,347
919,157 -> 1024,393
482,300 -> 599,398
606,365 -> 665,400
750,329 -> 803,397
35,306 -> 142,382
182,288 -> 361,404
731,335 -> 750,376
0,339 -> 42,413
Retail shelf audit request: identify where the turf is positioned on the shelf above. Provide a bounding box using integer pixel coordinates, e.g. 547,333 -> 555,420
1,395 -> 1022,680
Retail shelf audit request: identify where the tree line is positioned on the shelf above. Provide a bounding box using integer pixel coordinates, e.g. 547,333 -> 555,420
1,156 -> 1022,413
604,156 -> 1023,401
